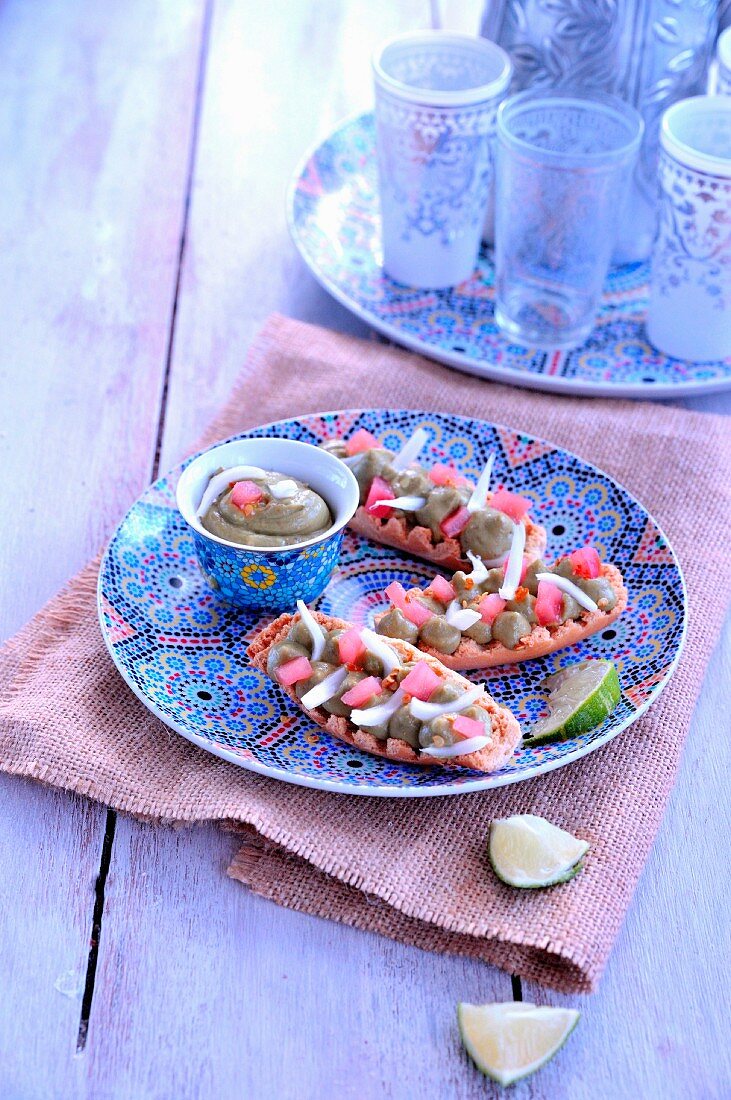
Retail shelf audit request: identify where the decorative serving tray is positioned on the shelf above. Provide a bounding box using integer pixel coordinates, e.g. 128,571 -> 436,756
99,409 -> 686,797
287,112 -> 731,399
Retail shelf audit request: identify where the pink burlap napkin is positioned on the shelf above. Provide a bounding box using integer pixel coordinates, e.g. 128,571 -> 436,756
2,314 -> 729,992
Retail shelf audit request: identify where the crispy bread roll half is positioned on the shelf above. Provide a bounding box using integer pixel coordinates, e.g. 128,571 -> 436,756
247,611 -> 521,773
374,558 -> 628,671
349,508 -> 547,574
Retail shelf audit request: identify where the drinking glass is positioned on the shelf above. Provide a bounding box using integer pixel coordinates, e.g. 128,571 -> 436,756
372,31 -> 511,289
647,96 -> 731,361
494,90 -> 643,349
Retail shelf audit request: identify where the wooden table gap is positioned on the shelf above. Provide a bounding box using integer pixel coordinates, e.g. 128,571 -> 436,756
73,0 -> 215,1057
152,0 -> 215,481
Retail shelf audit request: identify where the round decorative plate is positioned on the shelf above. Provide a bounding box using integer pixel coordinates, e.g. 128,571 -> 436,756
99,410 -> 686,797
287,112 -> 731,399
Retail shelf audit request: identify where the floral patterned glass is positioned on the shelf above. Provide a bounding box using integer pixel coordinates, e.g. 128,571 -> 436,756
372,31 -> 511,288
494,90 -> 643,350
648,95 -> 731,361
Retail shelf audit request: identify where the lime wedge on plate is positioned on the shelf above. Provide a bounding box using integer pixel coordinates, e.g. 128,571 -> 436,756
457,1001 -> 580,1086
489,814 -> 589,888
524,659 -> 620,746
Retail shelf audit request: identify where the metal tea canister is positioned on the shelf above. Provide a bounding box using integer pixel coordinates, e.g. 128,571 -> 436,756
481,0 -> 719,263
647,96 -> 731,362
372,31 -> 511,289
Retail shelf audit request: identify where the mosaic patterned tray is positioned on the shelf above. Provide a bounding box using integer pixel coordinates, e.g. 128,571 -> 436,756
99,409 -> 686,797
287,112 -> 731,399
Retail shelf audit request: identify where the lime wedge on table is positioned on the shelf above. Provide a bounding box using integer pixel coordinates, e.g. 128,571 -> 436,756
489,814 -> 589,888
458,1001 -> 580,1086
524,659 -> 621,746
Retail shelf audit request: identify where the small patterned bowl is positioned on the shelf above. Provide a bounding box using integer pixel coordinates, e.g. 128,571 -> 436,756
176,437 -> 359,610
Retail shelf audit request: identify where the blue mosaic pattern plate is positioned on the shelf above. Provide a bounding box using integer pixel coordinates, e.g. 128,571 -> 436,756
287,112 -> 731,399
99,410 -> 686,797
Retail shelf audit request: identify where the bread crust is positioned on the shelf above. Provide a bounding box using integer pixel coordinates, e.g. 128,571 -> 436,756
247,611 -> 522,773
349,508 -> 547,572
374,563 -> 628,670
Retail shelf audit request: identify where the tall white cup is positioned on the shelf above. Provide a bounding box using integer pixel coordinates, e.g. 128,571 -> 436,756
647,96 -> 731,362
372,32 -> 511,289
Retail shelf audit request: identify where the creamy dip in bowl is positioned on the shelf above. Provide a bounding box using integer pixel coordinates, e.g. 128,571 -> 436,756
176,437 -> 359,609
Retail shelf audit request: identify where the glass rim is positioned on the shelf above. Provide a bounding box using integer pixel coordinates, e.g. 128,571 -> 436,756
371,30 -> 512,107
660,95 -> 731,177
496,89 -> 644,166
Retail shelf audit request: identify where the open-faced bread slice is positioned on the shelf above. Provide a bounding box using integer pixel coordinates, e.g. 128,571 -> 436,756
349,507 -> 547,574
374,563 -> 628,671
247,611 -> 522,773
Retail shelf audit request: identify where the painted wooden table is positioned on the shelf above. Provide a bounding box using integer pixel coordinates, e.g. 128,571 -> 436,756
1,2 -> 729,1097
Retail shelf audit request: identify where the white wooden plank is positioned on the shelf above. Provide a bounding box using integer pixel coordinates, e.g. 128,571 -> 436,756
85,3 -> 511,1095
86,818 -> 511,1100
0,0 -> 206,1093
0,778 -> 99,1099
156,0 -> 431,469
0,0 -> 204,631
521,611 -> 731,1100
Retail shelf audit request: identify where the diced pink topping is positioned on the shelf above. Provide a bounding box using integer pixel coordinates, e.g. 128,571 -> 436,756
400,661 -> 443,702
230,480 -> 264,509
338,627 -> 366,668
341,676 -> 382,708
277,656 -> 313,686
429,463 -> 470,489
439,505 -> 471,539
569,546 -> 601,580
425,574 -> 456,603
453,715 -> 485,740
490,488 -> 531,522
479,592 -> 507,624
384,581 -> 433,626
365,476 -> 395,518
502,554 -> 530,584
346,428 -> 380,456
535,580 -> 563,626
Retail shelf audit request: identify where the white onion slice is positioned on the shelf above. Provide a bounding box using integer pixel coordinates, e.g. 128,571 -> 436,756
360,627 -> 401,675
270,479 -> 298,499
196,465 -> 267,516
445,600 -> 482,631
295,599 -> 326,661
467,454 -> 495,513
421,734 -> 492,759
410,683 -> 485,721
535,572 -> 598,613
481,553 -> 510,569
300,666 -> 347,710
391,427 -> 430,472
498,522 -> 526,600
351,687 -> 405,727
465,550 -> 489,585
372,495 -> 426,512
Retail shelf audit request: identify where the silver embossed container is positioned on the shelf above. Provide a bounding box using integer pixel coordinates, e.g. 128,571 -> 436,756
481,0 -> 718,262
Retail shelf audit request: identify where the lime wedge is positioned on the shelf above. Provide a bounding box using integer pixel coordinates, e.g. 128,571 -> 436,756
489,814 -> 589,888
457,1001 -> 580,1086
524,659 -> 620,746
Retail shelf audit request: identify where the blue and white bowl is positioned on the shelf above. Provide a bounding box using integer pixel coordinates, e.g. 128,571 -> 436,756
176,437 -> 359,610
